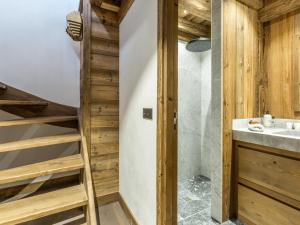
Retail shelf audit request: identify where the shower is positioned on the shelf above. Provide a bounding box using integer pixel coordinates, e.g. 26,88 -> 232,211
186,39 -> 211,52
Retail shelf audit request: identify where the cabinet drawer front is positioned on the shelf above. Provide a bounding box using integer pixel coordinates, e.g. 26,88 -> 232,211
238,146 -> 300,201
238,185 -> 300,225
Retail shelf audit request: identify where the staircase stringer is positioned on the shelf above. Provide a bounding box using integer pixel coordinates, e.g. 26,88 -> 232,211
79,113 -> 98,225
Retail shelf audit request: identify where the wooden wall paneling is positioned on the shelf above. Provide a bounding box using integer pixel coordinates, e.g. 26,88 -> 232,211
246,6 -> 258,118
91,70 -> 119,86
235,2 -> 245,118
91,7 -> 119,26
91,103 -> 119,116
294,12 -> 300,112
259,0 -> 300,23
260,9 -> 300,118
237,0 -> 263,10
90,141 -> 119,198
223,0 -> 261,220
91,116 -> 119,129
91,85 -> 119,102
91,23 -> 119,41
263,12 -> 296,118
235,3 -> 259,118
88,7 -> 119,200
223,0 -> 237,220
91,55 -> 119,71
91,39 -> 119,57
91,128 -> 118,144
257,15 -> 265,116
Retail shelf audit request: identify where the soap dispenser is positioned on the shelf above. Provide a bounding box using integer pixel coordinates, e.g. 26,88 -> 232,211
263,112 -> 273,128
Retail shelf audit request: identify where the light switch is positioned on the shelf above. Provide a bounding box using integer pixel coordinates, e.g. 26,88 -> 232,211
143,108 -> 153,120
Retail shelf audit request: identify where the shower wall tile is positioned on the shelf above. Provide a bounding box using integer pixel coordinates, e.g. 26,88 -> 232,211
200,50 -> 212,179
178,41 -> 202,180
178,42 -> 212,181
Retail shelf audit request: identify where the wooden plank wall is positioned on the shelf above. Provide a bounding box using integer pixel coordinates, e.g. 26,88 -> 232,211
261,9 -> 300,118
223,0 -> 262,220
89,7 -> 119,198
223,0 -> 300,221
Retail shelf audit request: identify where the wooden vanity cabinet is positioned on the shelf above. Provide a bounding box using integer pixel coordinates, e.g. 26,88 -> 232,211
232,141 -> 300,225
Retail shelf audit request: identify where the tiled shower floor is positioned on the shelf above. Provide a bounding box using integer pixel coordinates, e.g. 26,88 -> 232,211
178,175 -> 243,225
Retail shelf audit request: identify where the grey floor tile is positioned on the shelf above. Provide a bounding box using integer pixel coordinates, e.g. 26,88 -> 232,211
178,175 -> 243,225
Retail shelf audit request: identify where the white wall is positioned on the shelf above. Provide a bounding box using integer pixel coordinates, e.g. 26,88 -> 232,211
119,0 -> 157,224
0,0 -> 80,107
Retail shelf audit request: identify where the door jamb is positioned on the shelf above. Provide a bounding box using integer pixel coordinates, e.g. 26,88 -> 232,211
156,0 -> 178,224
156,0 -> 232,224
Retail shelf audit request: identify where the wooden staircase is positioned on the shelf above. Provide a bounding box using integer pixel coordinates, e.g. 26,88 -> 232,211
0,84 -> 98,224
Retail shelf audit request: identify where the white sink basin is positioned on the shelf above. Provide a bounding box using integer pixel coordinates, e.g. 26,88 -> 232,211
272,130 -> 300,137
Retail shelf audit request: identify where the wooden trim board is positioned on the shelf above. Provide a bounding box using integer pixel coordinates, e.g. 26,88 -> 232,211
156,0 -> 178,225
96,193 -> 139,225
80,0 -> 92,155
118,193 -> 139,225
96,191 -> 119,206
156,0 -> 237,224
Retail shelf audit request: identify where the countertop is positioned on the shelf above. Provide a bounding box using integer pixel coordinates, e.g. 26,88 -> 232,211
233,119 -> 300,153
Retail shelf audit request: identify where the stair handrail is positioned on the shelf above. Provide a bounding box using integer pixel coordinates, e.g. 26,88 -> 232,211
78,111 -> 98,225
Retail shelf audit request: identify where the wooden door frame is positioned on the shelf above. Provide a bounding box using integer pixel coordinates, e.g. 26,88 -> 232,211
157,0 -> 232,224
156,0 -> 178,225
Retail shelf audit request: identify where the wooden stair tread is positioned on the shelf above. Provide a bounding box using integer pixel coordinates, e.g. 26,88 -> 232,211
0,116 -> 78,127
0,100 -> 48,106
0,155 -> 84,185
0,133 -> 81,153
0,185 -> 87,225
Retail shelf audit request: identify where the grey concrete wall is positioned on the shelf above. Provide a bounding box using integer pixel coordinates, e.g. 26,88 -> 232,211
211,0 -> 223,222
178,41 -> 202,180
199,50 -> 212,179
178,42 -> 212,180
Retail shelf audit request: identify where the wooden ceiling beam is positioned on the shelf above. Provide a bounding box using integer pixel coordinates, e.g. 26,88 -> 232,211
90,0 -> 103,8
102,0 -> 120,12
178,17 -> 210,38
118,0 -> 135,23
178,31 -> 199,42
90,0 -> 120,12
259,0 -> 300,23
178,0 -> 211,22
237,0 -> 263,10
